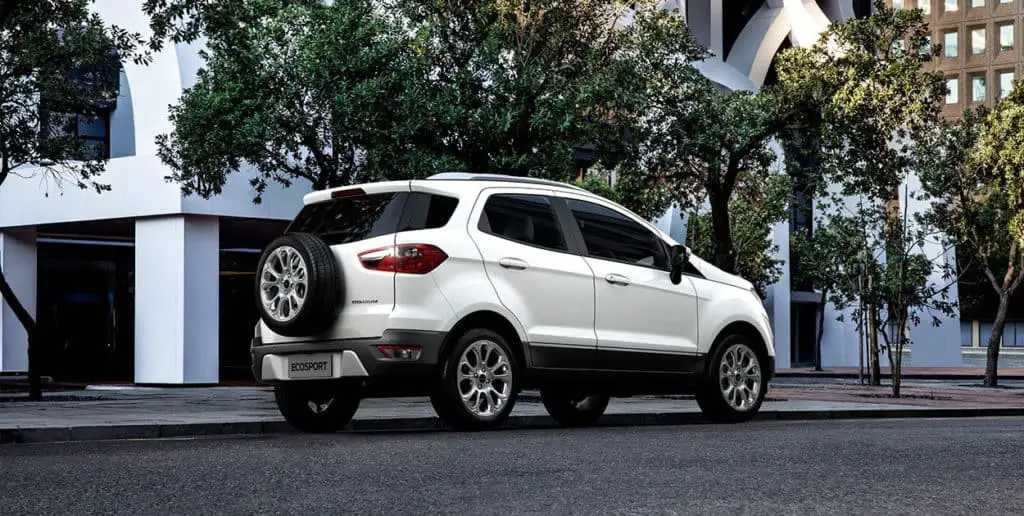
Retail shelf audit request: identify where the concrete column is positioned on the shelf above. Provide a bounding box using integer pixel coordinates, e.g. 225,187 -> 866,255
0,228 -> 37,373
134,215 -> 220,384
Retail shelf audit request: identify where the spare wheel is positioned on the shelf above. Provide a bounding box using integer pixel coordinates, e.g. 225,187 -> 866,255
255,233 -> 342,337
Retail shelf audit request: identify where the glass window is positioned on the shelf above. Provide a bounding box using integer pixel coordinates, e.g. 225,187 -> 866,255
945,0 -> 958,10
920,0 -> 932,13
944,31 -> 959,57
565,199 -> 669,269
921,34 -> 932,55
1000,23 -> 1014,51
972,74 -> 987,101
287,192 -> 406,246
893,0 -> 903,7
972,27 -> 986,54
946,77 -> 960,103
1001,0 -> 1012,3
398,193 -> 459,232
1000,71 -> 1014,98
479,194 -> 567,252
971,0 -> 984,6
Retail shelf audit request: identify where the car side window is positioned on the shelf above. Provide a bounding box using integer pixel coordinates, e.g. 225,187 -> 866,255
565,198 -> 669,269
479,194 -> 568,252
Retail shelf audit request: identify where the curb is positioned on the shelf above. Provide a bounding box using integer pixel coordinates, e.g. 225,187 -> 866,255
3,407 -> 1023,444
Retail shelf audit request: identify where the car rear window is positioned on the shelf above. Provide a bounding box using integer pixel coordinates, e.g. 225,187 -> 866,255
286,191 -> 459,246
287,193 -> 406,246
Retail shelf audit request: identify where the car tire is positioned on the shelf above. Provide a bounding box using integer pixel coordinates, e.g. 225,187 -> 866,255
431,328 -> 519,431
540,390 -> 610,427
255,233 -> 341,337
274,382 -> 360,433
696,333 -> 768,423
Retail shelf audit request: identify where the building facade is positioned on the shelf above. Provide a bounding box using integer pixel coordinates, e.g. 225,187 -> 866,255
0,0 -> 998,385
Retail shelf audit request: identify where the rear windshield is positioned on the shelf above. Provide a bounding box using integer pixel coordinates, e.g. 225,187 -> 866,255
286,192 -> 458,246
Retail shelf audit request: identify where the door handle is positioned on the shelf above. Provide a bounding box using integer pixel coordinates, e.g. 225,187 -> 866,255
605,273 -> 631,286
499,257 -> 529,270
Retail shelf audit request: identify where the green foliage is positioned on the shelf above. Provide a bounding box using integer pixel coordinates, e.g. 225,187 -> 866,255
686,172 -> 790,295
0,0 -> 146,192
155,0 -> 426,202
776,1 -> 944,199
628,43 -> 790,276
969,79 -> 1024,248
152,0 -> 707,201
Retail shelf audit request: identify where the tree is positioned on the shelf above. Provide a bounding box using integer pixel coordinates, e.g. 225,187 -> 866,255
790,213 -> 872,377
154,0 -> 430,201
0,0 -> 145,399
775,2 -> 952,395
685,171 -> 790,296
635,65 -> 793,276
151,0 -> 706,197
922,99 -> 1024,387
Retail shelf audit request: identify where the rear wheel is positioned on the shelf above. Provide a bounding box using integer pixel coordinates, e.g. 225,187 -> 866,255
696,334 -> 767,423
540,389 -> 610,427
274,382 -> 360,433
431,328 -> 519,431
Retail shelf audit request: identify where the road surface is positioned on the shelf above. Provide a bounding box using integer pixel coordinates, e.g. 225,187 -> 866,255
2,417 -> 1022,514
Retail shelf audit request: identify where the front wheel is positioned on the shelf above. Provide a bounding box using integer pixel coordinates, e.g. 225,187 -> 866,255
541,390 -> 610,427
274,382 -> 361,433
431,328 -> 519,431
696,334 -> 767,423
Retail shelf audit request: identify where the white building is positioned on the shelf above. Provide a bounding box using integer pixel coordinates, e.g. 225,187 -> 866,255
0,0 -> 974,385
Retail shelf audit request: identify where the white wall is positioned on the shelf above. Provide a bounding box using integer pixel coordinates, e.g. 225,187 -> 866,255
0,0 -> 306,232
0,228 -> 36,373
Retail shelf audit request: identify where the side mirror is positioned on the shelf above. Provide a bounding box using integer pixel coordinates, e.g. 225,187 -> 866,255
669,245 -> 689,285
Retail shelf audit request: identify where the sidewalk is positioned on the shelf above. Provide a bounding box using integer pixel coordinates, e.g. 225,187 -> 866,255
2,380 -> 1022,444
776,367 -> 1024,380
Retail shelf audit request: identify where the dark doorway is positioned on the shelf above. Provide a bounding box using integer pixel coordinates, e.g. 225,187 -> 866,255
790,303 -> 818,368
36,241 -> 135,382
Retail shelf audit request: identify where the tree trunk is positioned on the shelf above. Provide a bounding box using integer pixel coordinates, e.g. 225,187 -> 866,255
0,267 -> 41,400
983,292 -> 1011,387
868,309 -> 881,386
708,189 -> 736,275
889,317 -> 906,398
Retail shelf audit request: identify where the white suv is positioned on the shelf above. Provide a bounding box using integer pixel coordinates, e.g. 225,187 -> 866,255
250,172 -> 775,432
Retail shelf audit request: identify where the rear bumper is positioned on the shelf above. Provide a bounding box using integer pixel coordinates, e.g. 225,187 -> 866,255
250,330 -> 446,388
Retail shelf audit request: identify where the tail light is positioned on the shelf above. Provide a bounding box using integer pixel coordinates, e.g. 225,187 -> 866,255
358,244 -> 448,274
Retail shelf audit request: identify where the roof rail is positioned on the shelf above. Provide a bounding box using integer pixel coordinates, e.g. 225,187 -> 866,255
426,172 -> 589,193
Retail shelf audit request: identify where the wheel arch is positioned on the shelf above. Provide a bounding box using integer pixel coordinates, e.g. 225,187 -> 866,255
439,310 -> 529,371
706,320 -> 774,380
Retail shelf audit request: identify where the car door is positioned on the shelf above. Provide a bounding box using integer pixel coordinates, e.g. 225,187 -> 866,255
467,188 -> 597,370
557,194 -> 700,373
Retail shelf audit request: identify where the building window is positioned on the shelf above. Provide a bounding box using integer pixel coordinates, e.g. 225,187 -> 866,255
946,77 -> 960,103
920,0 -> 932,13
944,31 -> 959,56
972,74 -> 987,101
1000,23 -> 1014,51
893,0 -> 903,7
945,0 -> 958,10
1000,71 -> 1014,98
971,27 -> 986,54
971,0 -> 984,6
921,34 -> 933,55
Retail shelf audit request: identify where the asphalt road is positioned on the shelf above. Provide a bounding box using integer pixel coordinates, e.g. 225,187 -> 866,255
2,418 -> 1023,515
